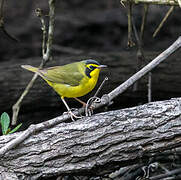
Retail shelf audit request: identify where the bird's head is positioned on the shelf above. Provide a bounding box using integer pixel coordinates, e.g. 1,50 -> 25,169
84,59 -> 107,78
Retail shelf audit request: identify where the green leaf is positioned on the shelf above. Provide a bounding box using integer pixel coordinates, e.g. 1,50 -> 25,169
8,123 -> 22,134
0,112 -> 10,135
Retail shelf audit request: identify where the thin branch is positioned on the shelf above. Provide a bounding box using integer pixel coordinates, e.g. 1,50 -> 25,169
44,0 -> 55,61
153,6 -> 174,38
132,17 -> 142,49
137,6 -> 152,102
150,168 -> 181,180
12,62 -> 44,125
35,8 -> 47,56
11,0 -> 56,125
108,36 -> 181,100
0,0 -> 5,18
140,4 -> 149,43
121,0 -> 179,6
127,1 -> 135,47
1,37 -> 181,157
148,72 -> 152,102
120,0 -> 126,7
0,0 -> 19,42
1,26 -> 19,42
85,77 -> 108,116
132,16 -> 145,91
0,113 -> 68,158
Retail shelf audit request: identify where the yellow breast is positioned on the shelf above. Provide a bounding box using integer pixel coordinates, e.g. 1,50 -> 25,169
46,68 -> 100,98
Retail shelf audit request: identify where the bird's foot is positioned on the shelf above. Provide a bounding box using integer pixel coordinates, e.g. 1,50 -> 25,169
63,108 -> 83,121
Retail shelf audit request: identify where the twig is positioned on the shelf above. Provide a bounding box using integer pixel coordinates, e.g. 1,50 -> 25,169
148,72 -> 152,102
0,0 -> 4,18
132,16 -> 145,91
124,162 -> 159,179
127,1 -> 135,47
150,168 -> 181,180
0,112 -> 69,157
11,0 -> 56,125
1,26 -> 19,42
35,8 -> 47,56
0,37 -> 180,157
93,77 -> 109,98
0,0 -> 19,42
44,0 -> 55,61
159,163 -> 170,173
109,165 -> 136,178
120,0 -> 126,7
140,4 -> 149,43
134,8 -> 152,102
108,36 -> 181,101
121,0 -> 179,6
85,77 -> 108,116
153,6 -> 174,38
0,0 -> 5,26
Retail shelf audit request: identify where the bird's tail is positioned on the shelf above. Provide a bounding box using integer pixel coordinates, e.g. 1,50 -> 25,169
21,65 -> 39,73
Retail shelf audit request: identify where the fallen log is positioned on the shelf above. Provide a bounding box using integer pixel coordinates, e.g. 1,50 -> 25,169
0,98 -> 181,179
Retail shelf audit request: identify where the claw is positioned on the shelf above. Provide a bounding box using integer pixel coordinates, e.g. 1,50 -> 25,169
68,110 -> 82,121
61,97 -> 84,121
63,109 -> 83,121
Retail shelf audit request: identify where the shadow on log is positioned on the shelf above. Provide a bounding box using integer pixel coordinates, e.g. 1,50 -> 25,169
0,98 -> 181,179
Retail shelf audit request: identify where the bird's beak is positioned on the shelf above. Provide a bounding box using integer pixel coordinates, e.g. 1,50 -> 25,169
97,65 -> 107,69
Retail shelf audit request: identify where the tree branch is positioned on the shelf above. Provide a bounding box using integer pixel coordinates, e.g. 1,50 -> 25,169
150,168 -> 181,180
153,6 -> 174,38
1,98 -> 181,179
122,0 -> 179,6
12,0 -> 56,125
107,36 -> 181,101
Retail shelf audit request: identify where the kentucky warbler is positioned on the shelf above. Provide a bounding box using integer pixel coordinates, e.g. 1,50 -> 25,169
21,59 -> 107,119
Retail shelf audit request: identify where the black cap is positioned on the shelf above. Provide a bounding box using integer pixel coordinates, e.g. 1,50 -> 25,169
85,59 -> 100,65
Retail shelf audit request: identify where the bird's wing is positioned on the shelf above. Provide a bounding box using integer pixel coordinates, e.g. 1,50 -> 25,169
39,62 -> 85,86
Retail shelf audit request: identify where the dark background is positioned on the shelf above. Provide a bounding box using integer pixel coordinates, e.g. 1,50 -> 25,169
0,0 -> 181,127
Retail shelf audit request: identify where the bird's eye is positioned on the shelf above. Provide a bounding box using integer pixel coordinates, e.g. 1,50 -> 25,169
89,65 -> 94,70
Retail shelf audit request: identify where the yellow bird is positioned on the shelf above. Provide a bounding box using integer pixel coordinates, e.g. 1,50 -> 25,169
21,59 -> 107,119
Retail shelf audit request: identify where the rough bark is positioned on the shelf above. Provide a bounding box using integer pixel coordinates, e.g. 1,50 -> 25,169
0,172 -> 18,180
0,98 -> 181,179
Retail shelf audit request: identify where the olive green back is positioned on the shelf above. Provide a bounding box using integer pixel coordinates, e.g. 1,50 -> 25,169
39,61 -> 86,86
